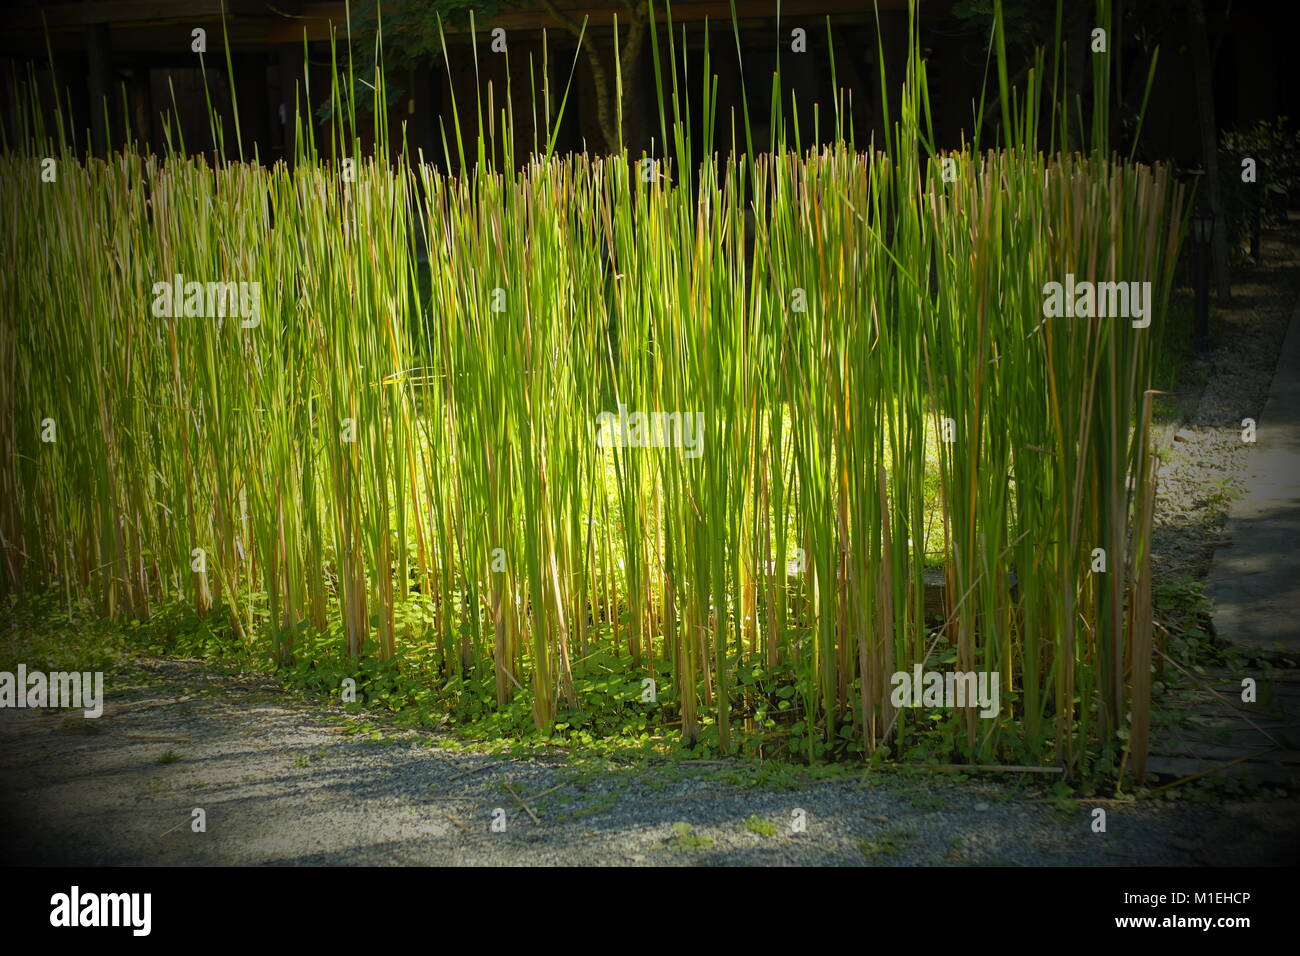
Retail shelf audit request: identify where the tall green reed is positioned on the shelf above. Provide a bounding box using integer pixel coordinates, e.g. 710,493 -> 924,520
0,0 -> 1183,781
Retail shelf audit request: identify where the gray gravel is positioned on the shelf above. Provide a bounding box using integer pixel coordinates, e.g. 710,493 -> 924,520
1,658 -> 1295,866
1151,227 -> 1300,585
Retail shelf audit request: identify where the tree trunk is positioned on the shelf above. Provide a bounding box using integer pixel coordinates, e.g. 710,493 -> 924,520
540,0 -> 646,154
1189,0 -> 1232,301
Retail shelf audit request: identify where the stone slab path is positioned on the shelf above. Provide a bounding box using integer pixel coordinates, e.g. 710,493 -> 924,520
1206,292 -> 1300,657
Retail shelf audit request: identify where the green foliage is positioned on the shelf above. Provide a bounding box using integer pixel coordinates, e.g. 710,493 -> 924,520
0,594 -> 133,675
857,828 -> 914,859
1220,117 -> 1300,260
328,0 -> 508,115
667,822 -> 714,851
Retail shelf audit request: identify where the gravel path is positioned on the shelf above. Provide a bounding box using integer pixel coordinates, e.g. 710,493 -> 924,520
1,658 -> 1296,866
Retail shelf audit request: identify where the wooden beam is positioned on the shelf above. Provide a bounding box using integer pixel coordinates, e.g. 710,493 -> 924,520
15,1 -> 289,30
268,2 -> 907,44
7,1 -> 907,54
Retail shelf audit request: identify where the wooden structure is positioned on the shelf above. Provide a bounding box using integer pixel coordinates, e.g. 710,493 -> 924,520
2,1 -> 1294,169
2,0 -> 920,164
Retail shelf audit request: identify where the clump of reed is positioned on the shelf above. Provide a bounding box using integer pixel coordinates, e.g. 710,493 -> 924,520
0,1 -> 1184,781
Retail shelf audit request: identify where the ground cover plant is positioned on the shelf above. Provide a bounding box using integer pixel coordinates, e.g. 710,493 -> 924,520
0,0 -> 1186,785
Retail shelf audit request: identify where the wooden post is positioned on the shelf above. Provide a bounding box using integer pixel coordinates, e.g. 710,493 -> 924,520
277,44 -> 305,166
233,53 -> 270,163
126,63 -> 153,153
86,23 -> 112,156
407,64 -> 436,163
870,11 -> 907,149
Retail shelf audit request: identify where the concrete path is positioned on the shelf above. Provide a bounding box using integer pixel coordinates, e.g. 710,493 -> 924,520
1206,292 -> 1300,657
